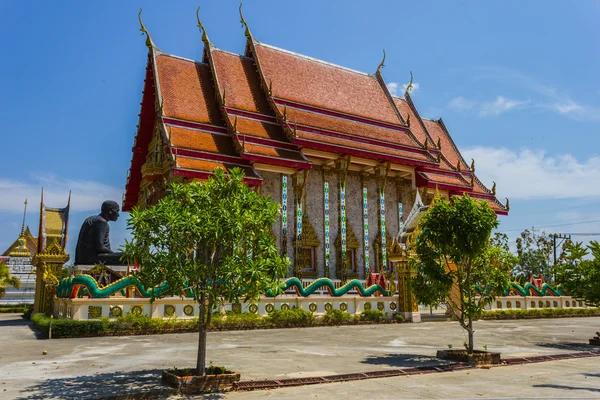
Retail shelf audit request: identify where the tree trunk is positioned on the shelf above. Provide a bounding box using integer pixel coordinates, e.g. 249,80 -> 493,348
467,319 -> 474,354
197,294 -> 207,376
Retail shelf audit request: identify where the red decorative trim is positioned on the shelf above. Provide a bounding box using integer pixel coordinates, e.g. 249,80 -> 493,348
419,167 -> 470,179
273,98 -> 411,133
173,169 -> 263,186
234,133 -> 299,151
162,117 -> 228,134
241,152 -> 312,169
225,107 -> 278,124
295,123 -> 433,158
293,138 -> 437,168
169,147 -> 248,165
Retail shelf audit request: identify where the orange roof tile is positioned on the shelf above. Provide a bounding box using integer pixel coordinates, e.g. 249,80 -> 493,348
393,98 -> 431,147
423,119 -> 469,170
176,156 -> 260,178
228,115 -> 288,142
279,105 -> 418,149
211,50 -> 272,114
418,172 -> 470,188
168,125 -> 237,156
296,130 -> 432,163
155,55 -> 222,125
243,142 -> 308,163
253,43 -> 400,124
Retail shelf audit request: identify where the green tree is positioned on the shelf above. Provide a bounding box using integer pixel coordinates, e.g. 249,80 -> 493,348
558,241 -> 600,307
0,261 -> 21,299
411,195 -> 513,353
123,168 -> 289,375
514,228 -> 554,281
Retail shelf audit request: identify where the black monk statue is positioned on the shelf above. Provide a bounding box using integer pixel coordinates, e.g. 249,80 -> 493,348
75,200 -> 126,265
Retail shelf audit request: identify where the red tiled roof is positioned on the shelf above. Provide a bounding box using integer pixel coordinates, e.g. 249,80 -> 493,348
423,119 -> 469,171
278,105 -> 419,149
176,156 -> 260,179
418,172 -> 470,188
243,142 -> 308,163
253,43 -> 400,124
296,130 -> 433,163
393,98 -> 431,147
211,50 -> 272,114
227,115 -> 288,142
155,55 -> 223,125
168,125 -> 237,156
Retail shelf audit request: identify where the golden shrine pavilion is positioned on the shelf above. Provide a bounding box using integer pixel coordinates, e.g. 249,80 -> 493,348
124,9 -> 508,282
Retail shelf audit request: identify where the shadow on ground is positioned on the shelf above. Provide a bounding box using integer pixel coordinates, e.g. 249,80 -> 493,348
535,341 -> 595,352
15,369 -> 226,400
361,353 -> 452,368
533,383 -> 600,393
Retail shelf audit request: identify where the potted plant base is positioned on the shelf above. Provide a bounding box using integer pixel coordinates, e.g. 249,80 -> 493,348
590,332 -> 600,346
162,367 -> 241,394
437,349 -> 502,366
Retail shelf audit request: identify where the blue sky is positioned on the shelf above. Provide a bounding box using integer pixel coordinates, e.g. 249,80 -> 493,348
1,1 -> 599,258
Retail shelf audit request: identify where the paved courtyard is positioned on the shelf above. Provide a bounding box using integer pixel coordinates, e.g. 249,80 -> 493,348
0,313 -> 599,399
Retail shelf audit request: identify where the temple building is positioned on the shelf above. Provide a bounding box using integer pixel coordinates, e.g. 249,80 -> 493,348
124,10 -> 508,282
1,194 -> 71,306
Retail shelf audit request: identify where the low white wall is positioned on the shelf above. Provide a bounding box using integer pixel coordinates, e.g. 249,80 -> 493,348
485,296 -> 588,311
53,295 -> 401,321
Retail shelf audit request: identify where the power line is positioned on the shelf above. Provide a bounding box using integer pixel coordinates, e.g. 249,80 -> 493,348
510,201 -> 600,217
497,218 -> 600,233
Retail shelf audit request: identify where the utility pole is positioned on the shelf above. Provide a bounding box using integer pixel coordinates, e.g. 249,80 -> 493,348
552,233 -> 571,282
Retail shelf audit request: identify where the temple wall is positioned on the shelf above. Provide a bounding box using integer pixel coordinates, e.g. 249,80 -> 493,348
304,168 -> 324,276
328,172 -> 340,278
345,173 -> 364,278
258,171 -> 282,249
366,177 -> 379,273
385,180 -> 399,237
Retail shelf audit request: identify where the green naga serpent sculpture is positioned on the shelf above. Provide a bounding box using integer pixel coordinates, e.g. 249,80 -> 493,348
474,281 -> 567,297
55,275 -> 389,299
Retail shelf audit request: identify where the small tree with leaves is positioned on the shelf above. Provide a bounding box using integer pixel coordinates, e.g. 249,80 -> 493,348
123,168 -> 289,375
411,195 -> 514,353
558,241 -> 600,307
0,261 -> 21,299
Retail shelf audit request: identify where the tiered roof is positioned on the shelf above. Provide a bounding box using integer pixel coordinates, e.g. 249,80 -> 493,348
123,10 -> 508,215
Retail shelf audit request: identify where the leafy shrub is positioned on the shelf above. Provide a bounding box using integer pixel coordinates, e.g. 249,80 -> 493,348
393,313 -> 406,323
265,308 -> 316,327
211,311 -> 265,330
481,307 -> 600,320
360,309 -> 387,322
321,309 -> 353,325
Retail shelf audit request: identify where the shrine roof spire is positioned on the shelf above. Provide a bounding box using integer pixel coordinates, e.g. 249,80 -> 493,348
376,49 -> 386,74
196,6 -> 212,46
138,9 -> 158,51
239,3 -> 254,41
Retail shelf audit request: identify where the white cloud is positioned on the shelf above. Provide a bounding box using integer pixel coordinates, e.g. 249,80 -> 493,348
480,96 -> 530,116
540,99 -> 600,121
387,82 -> 399,97
401,82 -> 419,94
463,146 -> 600,200
448,96 -> 476,111
387,81 -> 419,97
0,175 -> 123,213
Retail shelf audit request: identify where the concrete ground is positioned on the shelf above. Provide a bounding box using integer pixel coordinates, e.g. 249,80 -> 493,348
0,313 -> 599,399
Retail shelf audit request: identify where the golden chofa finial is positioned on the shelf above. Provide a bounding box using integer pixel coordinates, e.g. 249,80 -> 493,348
196,6 -> 210,44
239,3 -> 252,39
491,181 -> 497,195
405,71 -> 414,94
437,136 -> 441,149
267,79 -> 273,96
470,158 -> 475,172
505,197 -> 510,211
233,115 -> 238,133
282,104 -> 287,121
456,160 -> 461,172
406,113 -> 411,127
21,198 -> 28,235
376,49 -> 386,74
138,9 -> 154,49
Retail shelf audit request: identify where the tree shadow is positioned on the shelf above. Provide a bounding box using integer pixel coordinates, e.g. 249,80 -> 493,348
361,353 -> 454,368
533,383 -> 600,393
583,373 -> 600,378
535,341 -> 595,352
0,317 -> 30,327
14,368 -> 225,399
